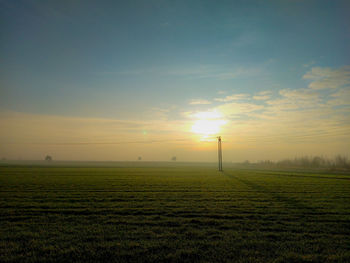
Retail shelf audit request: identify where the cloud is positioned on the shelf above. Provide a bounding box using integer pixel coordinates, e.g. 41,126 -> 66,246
191,110 -> 223,119
303,66 -> 350,90
215,94 -> 249,102
189,99 -> 212,105
3,65 -> 350,161
279,88 -> 319,99
328,88 -> 350,106
303,60 -> 316,68
165,65 -> 262,80
253,95 -> 270,100
265,88 -> 321,111
257,91 -> 271,95
215,102 -> 264,117
147,107 -> 171,120
253,91 -> 271,101
109,64 -> 261,80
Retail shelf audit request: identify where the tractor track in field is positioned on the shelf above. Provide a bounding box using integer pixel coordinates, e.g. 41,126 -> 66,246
223,171 -> 318,213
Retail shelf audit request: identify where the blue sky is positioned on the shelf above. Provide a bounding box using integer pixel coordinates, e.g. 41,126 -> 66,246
1,0 -> 349,161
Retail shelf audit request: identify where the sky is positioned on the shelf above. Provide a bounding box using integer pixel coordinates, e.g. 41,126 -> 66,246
1,0 -> 350,162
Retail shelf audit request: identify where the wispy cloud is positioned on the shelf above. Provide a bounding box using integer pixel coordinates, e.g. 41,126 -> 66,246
147,107 -> 171,120
215,102 -> 264,118
303,60 -> 316,68
328,88 -> 350,106
279,88 -> 319,100
253,91 -> 271,100
253,95 -> 270,100
167,65 -> 261,80
104,64 -> 262,80
189,99 -> 212,105
190,66 -> 350,153
266,88 -> 321,111
215,94 -> 249,102
303,66 -> 350,90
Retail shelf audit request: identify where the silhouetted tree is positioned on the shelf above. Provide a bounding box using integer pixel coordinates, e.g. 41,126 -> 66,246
171,156 -> 177,161
45,155 -> 52,162
312,156 -> 323,167
261,155 -> 349,170
138,156 -> 142,161
335,155 -> 348,168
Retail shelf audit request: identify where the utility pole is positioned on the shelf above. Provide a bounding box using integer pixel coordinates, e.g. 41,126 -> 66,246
218,136 -> 223,171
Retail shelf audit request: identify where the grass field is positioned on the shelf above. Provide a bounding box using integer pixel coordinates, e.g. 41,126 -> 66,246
1,164 -> 350,262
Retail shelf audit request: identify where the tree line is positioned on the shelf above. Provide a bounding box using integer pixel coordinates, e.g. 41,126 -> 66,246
253,155 -> 350,170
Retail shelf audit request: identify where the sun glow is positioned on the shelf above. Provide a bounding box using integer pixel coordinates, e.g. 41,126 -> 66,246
191,110 -> 227,140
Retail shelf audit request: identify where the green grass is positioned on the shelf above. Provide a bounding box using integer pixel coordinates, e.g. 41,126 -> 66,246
1,165 -> 349,262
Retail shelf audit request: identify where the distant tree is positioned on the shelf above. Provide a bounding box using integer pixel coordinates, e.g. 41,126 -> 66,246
45,155 -> 52,162
259,160 -> 273,166
278,159 -> 293,167
138,156 -> 142,161
299,156 -> 311,167
312,156 -> 323,167
259,155 -> 349,170
171,156 -> 177,161
335,155 -> 348,168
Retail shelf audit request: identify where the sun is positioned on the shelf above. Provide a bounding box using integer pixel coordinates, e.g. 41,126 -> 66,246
191,119 -> 226,135
191,110 -> 227,139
